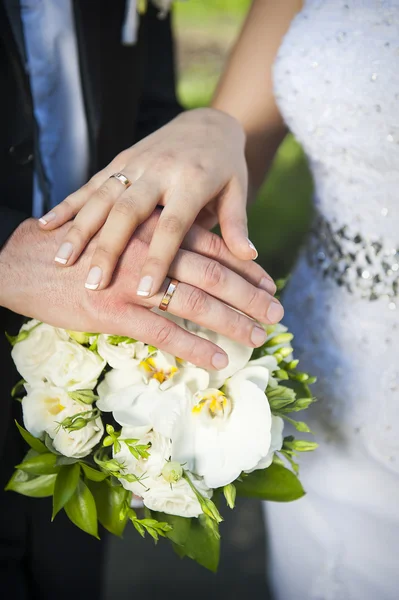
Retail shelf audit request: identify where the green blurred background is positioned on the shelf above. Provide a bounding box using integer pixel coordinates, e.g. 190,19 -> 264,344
173,0 -> 314,277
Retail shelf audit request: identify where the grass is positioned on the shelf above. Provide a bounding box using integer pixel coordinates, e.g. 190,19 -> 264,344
173,0 -> 313,277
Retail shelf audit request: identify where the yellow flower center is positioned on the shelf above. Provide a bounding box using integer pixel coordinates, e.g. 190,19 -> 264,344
192,389 -> 232,419
139,356 -> 178,384
45,396 -> 66,416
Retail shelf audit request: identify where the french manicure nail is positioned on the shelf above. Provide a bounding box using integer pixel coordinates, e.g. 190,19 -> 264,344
267,299 -> 284,323
137,275 -> 153,297
247,238 -> 258,260
211,352 -> 229,370
260,277 -> 277,295
54,242 -> 73,264
251,325 -> 267,347
38,211 -> 56,225
85,266 -> 102,290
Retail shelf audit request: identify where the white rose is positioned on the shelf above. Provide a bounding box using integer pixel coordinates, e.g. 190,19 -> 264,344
97,335 -> 148,369
22,384 -> 76,438
141,474 -> 211,518
245,415 -> 284,473
22,383 -> 104,458
43,340 -> 105,391
114,428 -> 211,518
52,416 -> 104,458
11,321 -> 69,385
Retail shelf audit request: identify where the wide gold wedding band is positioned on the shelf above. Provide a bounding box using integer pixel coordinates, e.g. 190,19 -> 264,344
159,279 -> 179,312
109,172 -> 132,188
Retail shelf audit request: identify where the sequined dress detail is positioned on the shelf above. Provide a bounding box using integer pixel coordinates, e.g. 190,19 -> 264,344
265,2 -> 399,599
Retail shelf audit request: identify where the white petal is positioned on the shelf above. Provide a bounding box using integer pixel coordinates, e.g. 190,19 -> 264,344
228,365 -> 270,393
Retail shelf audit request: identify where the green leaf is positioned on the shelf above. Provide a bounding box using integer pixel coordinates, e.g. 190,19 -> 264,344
6,470 -> 56,497
15,421 -> 48,454
88,480 -> 128,537
64,479 -> 99,538
235,463 -> 305,502
152,512 -> 192,546
52,463 -> 81,520
16,452 -> 60,475
180,515 -> 220,572
81,463 -> 108,482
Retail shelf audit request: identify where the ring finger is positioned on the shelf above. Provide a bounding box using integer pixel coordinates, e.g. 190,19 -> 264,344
146,280 -> 269,349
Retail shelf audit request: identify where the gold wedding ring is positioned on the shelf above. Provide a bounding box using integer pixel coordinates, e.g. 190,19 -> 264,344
159,279 -> 179,312
109,172 -> 132,188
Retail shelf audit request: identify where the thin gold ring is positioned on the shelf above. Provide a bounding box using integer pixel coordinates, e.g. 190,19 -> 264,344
159,279 -> 179,312
109,172 -> 132,188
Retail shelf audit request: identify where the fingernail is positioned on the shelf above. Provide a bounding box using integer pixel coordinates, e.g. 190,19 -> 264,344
267,299 -> 284,323
211,352 -> 229,370
260,277 -> 277,295
85,266 -> 102,290
39,211 -> 56,225
54,242 -> 73,265
251,325 -> 267,347
247,238 -> 258,260
137,275 -> 153,297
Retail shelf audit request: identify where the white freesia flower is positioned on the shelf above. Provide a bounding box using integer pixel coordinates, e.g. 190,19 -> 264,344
245,415 -> 284,473
172,361 -> 275,488
43,340 -> 105,391
97,335 -> 148,369
114,427 -> 211,518
11,320 -> 69,385
22,384 -> 104,458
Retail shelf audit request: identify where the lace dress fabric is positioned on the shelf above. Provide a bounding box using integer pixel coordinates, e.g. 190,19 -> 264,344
265,2 -> 399,599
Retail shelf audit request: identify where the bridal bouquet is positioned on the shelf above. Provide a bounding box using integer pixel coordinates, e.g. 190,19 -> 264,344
6,316 -> 317,571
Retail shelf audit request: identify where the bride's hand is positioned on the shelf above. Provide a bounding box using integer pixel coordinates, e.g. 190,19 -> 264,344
38,108 -> 253,297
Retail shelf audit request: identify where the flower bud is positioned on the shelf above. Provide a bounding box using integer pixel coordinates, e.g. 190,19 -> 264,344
162,461 -> 183,484
66,330 -> 92,345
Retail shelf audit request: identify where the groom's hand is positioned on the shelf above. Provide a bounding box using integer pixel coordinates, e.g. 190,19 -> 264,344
0,213 -> 283,370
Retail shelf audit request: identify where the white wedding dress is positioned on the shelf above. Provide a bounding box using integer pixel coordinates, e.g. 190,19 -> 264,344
265,1 -> 399,599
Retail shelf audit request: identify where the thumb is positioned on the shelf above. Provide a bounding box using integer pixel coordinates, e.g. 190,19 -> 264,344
218,178 -> 257,261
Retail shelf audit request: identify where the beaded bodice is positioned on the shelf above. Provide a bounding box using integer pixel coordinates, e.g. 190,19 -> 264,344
272,0 -> 399,474
273,0 -> 399,304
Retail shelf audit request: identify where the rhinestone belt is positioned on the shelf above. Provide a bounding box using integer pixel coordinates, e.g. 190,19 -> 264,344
307,213 -> 398,307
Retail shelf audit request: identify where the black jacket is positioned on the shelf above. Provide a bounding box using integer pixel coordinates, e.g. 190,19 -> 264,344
0,0 -> 181,449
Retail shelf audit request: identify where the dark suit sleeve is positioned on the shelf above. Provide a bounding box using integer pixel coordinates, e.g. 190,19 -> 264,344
0,206 -> 29,250
135,7 -> 183,141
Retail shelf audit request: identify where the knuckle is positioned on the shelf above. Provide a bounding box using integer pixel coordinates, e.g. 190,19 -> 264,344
153,323 -> 175,347
95,185 -> 112,202
206,233 -> 224,258
94,244 -> 114,259
188,160 -> 207,178
227,311 -> 251,341
185,287 -> 207,314
146,256 -> 164,271
113,197 -> 137,217
246,287 -> 265,314
68,223 -> 86,240
159,214 -> 183,235
203,259 -> 224,288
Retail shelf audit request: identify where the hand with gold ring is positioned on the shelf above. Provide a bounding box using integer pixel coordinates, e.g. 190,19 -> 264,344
37,108 -> 263,296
